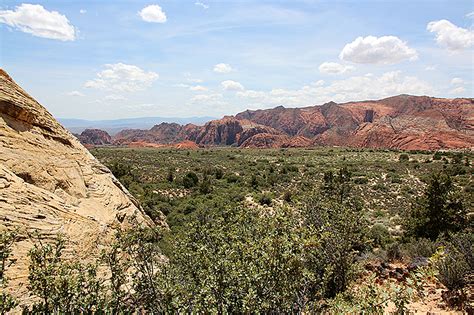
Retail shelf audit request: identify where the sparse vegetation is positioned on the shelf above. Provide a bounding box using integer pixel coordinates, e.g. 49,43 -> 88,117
4,147 -> 473,312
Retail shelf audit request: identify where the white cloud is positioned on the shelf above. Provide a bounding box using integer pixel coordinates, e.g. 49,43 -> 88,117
0,4 -> 75,41
84,63 -> 159,92
427,19 -> 474,51
79,9 -> 87,14
67,91 -> 85,97
139,4 -> 167,23
105,94 -> 126,101
190,85 -> 208,91
467,12 -> 474,18
339,36 -> 418,64
213,63 -> 233,73
189,93 -> 224,103
318,62 -> 355,75
451,78 -> 464,85
221,80 -> 245,91
236,71 -> 433,107
314,80 -> 325,86
449,86 -> 465,94
425,65 -> 437,71
195,1 -> 209,9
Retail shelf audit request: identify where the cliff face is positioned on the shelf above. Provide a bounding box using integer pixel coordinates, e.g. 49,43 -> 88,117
0,69 -> 154,297
76,94 -> 473,151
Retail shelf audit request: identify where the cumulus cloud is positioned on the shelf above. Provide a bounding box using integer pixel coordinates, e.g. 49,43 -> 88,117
451,78 -> 464,85
449,86 -> 465,94
79,9 -> 87,14
195,1 -> 209,9
236,71 -> 433,107
427,20 -> 474,51
213,63 -> 233,73
67,91 -> 84,97
0,3 -> 75,41
190,85 -> 208,91
318,62 -> 355,75
139,4 -> 167,23
339,36 -> 418,64
221,80 -> 245,91
84,63 -> 158,92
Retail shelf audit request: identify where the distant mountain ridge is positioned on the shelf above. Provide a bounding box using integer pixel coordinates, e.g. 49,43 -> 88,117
76,95 -> 474,151
59,116 -> 215,135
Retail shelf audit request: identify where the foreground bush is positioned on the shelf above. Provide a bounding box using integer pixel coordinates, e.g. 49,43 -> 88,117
405,172 -> 468,240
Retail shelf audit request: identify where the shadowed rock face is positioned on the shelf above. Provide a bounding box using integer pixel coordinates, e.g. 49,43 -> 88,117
0,69 -> 156,299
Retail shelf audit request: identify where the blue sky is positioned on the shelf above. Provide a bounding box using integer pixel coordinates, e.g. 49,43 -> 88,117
1,0 -> 473,120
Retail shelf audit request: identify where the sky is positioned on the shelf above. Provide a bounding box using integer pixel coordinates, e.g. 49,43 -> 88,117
0,0 -> 473,120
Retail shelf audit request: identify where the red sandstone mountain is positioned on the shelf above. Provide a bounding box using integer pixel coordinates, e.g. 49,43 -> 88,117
75,128 -> 112,146
76,95 -> 473,150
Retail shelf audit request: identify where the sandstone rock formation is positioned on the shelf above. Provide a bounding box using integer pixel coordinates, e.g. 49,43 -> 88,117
76,95 -> 473,151
75,128 -> 112,146
0,69 -> 155,300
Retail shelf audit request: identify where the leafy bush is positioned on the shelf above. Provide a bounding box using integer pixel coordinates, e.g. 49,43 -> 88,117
369,224 -> 391,248
26,235 -> 104,313
0,230 -> 17,313
386,242 -> 403,262
283,191 -> 292,203
225,173 -> 239,183
433,151 -> 443,160
399,154 -> 409,162
436,232 -> 473,291
182,172 -> 199,188
258,194 -> 272,206
402,238 -> 438,259
353,177 -> 368,185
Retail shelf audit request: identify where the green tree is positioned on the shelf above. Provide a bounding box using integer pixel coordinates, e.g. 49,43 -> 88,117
406,172 -> 468,240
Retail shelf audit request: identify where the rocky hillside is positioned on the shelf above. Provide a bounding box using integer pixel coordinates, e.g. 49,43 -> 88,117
0,69 -> 156,298
77,95 -> 474,150
75,128 -> 112,146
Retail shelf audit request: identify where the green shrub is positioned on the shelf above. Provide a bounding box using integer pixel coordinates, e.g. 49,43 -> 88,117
399,154 -> 409,162
283,191 -> 292,203
258,194 -> 272,206
437,250 -> 469,290
386,243 -> 403,262
353,177 -> 368,185
436,232 -> 473,291
183,172 -> 199,188
402,238 -> 438,258
369,224 -> 391,248
26,235 -> 105,313
225,173 -> 239,183
0,230 -> 18,314
433,151 -> 442,160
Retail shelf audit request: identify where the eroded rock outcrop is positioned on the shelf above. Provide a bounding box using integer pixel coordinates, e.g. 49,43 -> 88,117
76,128 -> 112,146
0,69 -> 155,299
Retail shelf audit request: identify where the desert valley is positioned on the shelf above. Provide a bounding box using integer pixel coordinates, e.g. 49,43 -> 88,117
1,0 -> 473,313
